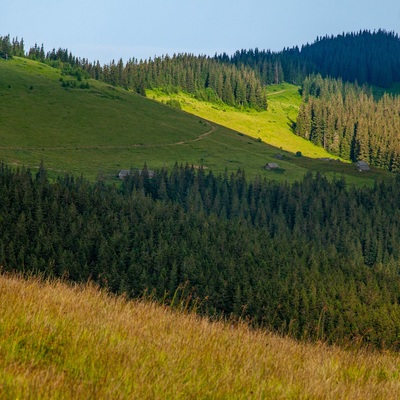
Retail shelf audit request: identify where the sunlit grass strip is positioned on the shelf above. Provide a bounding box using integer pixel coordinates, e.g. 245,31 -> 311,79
147,84 -> 340,160
1,273 -> 400,399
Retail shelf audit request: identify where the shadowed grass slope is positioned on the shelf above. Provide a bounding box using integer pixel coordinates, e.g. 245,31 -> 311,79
371,82 -> 400,100
0,57 -> 208,179
1,274 -> 400,399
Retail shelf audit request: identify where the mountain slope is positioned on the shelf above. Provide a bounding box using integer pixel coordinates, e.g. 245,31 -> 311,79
147,86 -> 393,186
0,57 -> 304,181
148,83 -> 326,156
0,57 -> 207,178
2,273 -> 400,399
0,57 -> 394,185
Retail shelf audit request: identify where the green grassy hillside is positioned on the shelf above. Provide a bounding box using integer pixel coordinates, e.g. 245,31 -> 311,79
2,273 -> 400,399
148,83 -> 333,157
148,86 -> 393,186
150,84 -> 310,154
0,57 -> 393,185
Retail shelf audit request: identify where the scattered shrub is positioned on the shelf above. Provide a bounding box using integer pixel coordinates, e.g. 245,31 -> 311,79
166,99 -> 181,110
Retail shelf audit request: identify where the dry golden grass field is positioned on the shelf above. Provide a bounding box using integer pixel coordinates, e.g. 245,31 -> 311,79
1,273 -> 400,399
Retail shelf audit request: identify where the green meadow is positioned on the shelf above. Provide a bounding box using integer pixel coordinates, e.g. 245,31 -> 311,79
149,83 -> 329,157
0,57 -> 393,185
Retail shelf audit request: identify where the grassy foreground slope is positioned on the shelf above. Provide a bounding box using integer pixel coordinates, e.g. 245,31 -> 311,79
0,58 -> 393,185
1,274 -> 400,400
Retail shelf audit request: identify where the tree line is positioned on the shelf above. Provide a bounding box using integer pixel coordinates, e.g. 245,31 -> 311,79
25,43 -> 268,110
98,55 -> 268,110
0,35 -> 25,58
2,163 -> 400,349
295,74 -> 400,170
5,29 -> 400,109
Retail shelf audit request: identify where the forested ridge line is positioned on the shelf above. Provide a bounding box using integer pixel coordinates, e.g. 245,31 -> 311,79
0,35 -> 268,111
2,29 -> 400,112
219,29 -> 400,87
1,163 -> 400,349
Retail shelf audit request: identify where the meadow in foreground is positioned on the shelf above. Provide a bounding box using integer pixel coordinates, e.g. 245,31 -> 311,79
1,273 -> 400,399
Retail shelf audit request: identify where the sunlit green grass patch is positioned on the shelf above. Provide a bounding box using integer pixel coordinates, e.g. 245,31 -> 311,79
148,83 -> 336,158
147,86 -> 394,186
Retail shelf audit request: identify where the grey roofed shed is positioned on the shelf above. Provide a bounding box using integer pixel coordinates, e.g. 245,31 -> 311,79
264,162 -> 279,170
118,169 -> 131,179
356,161 -> 370,171
118,169 -> 156,179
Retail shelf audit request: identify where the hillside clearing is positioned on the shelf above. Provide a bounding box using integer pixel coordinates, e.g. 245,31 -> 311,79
148,83 -> 332,159
0,58 -> 309,182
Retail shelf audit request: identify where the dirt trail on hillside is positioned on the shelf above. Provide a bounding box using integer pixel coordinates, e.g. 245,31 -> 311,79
267,90 -> 286,96
168,121 -> 217,146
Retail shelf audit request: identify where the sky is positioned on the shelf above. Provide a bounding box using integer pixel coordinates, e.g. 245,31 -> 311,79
3,0 -> 400,64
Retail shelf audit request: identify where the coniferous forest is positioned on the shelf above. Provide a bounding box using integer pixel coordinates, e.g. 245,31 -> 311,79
295,75 -> 400,170
3,30 -> 400,91
3,30 -> 400,113
2,163 -> 400,349
2,30 -> 400,350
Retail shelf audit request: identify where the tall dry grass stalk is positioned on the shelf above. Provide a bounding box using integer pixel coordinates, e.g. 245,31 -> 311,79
1,273 -> 400,399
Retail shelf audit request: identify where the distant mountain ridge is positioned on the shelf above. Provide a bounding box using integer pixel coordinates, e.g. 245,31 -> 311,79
223,29 -> 400,87
2,29 -> 399,107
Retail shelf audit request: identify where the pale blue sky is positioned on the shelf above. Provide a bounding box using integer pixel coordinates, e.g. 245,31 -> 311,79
3,0 -> 400,64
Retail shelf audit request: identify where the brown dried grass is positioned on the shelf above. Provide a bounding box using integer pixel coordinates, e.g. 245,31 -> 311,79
1,273 -> 399,399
